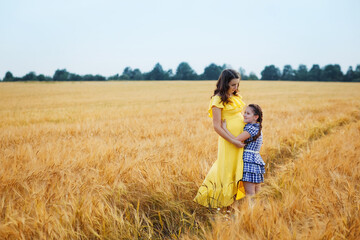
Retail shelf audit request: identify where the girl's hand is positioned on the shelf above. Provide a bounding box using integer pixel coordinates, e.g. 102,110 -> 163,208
222,120 -> 227,129
232,139 -> 245,148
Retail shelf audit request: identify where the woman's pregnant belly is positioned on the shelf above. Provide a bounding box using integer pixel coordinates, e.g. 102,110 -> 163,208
225,115 -> 245,137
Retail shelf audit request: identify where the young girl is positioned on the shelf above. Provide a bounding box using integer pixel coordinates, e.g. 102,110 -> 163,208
222,104 -> 264,196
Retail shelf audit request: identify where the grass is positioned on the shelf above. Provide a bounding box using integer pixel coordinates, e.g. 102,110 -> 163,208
0,81 -> 359,239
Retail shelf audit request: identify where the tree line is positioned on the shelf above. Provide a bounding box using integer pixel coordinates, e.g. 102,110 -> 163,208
2,62 -> 360,82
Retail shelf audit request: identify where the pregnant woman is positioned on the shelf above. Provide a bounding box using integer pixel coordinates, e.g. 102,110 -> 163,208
194,69 -> 246,209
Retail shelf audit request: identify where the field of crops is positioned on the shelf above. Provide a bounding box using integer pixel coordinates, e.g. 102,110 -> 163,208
0,81 -> 359,239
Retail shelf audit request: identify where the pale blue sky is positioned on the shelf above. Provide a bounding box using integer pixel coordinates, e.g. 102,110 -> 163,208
1,0 -> 359,78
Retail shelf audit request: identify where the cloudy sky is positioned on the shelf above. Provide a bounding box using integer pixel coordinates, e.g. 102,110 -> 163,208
1,0 -> 359,78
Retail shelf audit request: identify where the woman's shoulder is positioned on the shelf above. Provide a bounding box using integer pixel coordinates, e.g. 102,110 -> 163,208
208,95 -> 225,118
210,93 -> 244,108
233,93 -> 243,99
209,95 -> 224,108
212,93 -> 242,100
229,94 -> 245,109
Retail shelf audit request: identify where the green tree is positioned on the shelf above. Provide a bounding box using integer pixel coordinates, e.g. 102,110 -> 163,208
239,67 -> 249,80
132,69 -> 144,80
45,76 -> 53,81
53,69 -> 70,81
281,65 -> 295,80
108,74 -> 120,80
82,74 -> 94,81
94,75 -> 106,81
82,74 -> 105,81
248,72 -> 259,80
22,72 -> 37,81
145,63 -> 170,80
334,64 -> 344,81
261,65 -> 281,80
3,71 -> 14,81
122,67 -> 134,79
119,74 -> 130,80
201,63 -> 223,80
353,65 -> 360,82
321,64 -> 343,81
69,73 -> 82,81
308,64 -> 322,81
167,69 -> 174,79
118,67 -> 144,80
174,62 -> 198,80
344,66 -> 354,82
295,64 -> 308,81
37,74 -> 46,81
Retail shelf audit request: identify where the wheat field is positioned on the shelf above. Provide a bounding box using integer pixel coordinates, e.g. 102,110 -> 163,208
0,81 -> 359,239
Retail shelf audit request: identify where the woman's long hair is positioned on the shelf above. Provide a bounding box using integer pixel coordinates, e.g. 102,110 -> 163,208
212,69 -> 240,104
245,104 -> 263,143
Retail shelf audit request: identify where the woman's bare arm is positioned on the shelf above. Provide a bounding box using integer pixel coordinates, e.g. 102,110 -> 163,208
221,120 -> 236,139
212,107 -> 244,148
221,119 -> 251,142
222,120 -> 247,147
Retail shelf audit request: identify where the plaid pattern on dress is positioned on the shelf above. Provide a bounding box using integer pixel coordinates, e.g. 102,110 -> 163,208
243,161 -> 265,174
242,172 -> 264,183
242,123 -> 265,183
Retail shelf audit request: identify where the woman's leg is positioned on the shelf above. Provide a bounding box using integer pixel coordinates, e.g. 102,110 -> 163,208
243,181 -> 256,195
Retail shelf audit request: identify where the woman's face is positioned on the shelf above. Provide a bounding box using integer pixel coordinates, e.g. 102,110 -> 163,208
227,78 -> 239,95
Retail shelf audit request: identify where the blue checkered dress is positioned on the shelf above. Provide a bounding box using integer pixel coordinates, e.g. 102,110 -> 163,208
242,123 -> 265,183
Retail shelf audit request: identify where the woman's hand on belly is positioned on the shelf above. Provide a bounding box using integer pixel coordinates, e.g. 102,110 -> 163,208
225,118 -> 245,136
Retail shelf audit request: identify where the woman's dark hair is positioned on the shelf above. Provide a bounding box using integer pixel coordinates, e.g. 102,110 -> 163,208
245,104 -> 263,143
212,69 -> 240,104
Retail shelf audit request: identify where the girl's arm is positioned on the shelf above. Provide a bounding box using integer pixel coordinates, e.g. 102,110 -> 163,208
212,107 -> 244,148
222,120 -> 251,142
235,131 -> 251,142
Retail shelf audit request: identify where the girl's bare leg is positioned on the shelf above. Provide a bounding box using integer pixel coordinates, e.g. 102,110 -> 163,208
255,183 -> 262,194
243,182 -> 256,195
243,182 -> 256,208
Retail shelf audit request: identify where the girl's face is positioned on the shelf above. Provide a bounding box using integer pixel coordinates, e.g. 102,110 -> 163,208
227,78 -> 239,96
243,106 -> 259,124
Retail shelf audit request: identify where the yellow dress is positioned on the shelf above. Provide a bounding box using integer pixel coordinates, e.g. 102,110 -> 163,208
194,95 -> 246,208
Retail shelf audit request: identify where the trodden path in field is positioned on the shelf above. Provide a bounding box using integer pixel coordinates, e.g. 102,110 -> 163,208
264,104 -> 360,175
